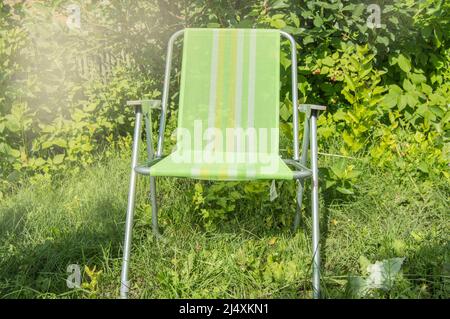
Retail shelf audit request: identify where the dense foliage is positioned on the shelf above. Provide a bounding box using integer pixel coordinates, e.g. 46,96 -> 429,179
0,0 -> 449,222
0,0 -> 449,299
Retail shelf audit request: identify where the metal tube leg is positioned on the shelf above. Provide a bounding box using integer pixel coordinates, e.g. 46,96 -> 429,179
310,110 -> 321,299
293,181 -> 304,231
150,176 -> 159,236
144,112 -> 160,237
120,108 -> 143,299
293,117 -> 310,232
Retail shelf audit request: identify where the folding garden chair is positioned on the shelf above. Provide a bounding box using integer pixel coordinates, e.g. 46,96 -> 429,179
120,28 -> 326,299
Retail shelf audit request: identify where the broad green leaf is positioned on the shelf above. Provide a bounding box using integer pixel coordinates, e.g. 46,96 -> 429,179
330,162 -> 345,179
321,56 -> 335,67
421,82 -> 433,95
336,186 -> 354,195
403,79 -> 415,92
9,148 -> 21,158
5,115 -> 21,132
434,27 -> 442,48
365,258 -> 405,291
344,74 -> 356,92
405,93 -> 418,107
280,104 -> 291,121
207,23 -> 221,28
302,35 -> 314,45
270,19 -> 286,29
53,154 -> 65,165
417,162 -> 429,173
34,158 -> 47,167
397,54 -> 411,73
377,36 -> 389,47
325,180 -> 336,189
313,16 -> 323,28
280,51 -> 291,69
342,90 -> 355,104
352,4 -> 365,17
270,0 -> 289,9
290,12 -> 300,27
348,257 -> 405,297
398,95 -> 408,110
382,93 -> 398,109
409,73 -> 426,84
333,109 -> 347,121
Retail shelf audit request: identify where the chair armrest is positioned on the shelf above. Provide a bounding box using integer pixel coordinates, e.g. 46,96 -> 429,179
127,99 -> 162,109
283,159 -> 312,179
299,104 -> 327,113
134,157 -> 166,175
283,159 -> 311,172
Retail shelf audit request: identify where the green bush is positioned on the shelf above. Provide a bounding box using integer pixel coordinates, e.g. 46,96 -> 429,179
0,2 -> 159,188
0,1 -> 448,227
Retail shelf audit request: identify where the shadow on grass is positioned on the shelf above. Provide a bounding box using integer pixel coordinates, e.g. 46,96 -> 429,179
2,168 -> 446,299
153,177 -> 344,297
0,198 -> 124,298
401,241 -> 450,299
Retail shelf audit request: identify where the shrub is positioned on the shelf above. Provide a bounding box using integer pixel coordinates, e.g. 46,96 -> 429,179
0,1 -> 448,226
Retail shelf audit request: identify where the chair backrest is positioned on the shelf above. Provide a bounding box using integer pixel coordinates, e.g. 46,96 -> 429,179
175,28 -> 281,161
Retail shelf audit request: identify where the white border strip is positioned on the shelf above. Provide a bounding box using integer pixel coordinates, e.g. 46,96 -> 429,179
208,30 -> 220,129
247,29 -> 257,129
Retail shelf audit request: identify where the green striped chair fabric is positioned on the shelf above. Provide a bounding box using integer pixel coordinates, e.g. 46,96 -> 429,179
150,28 -> 293,180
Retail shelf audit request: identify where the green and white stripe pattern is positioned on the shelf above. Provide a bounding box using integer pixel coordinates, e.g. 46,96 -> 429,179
150,28 -> 293,180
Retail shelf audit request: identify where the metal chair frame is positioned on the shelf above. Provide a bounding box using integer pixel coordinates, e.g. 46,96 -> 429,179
120,29 -> 326,299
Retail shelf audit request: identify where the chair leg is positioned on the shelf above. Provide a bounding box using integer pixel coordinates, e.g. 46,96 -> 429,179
293,115 -> 310,232
144,110 -> 160,237
120,108 -> 143,299
150,176 -> 160,236
293,180 -> 305,232
310,110 -> 321,299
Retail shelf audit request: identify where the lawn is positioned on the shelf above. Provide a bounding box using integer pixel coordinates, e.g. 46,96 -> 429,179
0,146 -> 448,299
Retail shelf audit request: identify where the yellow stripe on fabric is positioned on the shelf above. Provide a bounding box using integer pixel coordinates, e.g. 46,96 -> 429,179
247,30 -> 257,129
218,167 -> 228,180
194,164 -> 229,179
234,30 -> 244,130
200,167 -> 210,178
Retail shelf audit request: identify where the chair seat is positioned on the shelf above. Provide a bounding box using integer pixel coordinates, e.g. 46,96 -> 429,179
148,152 -> 293,180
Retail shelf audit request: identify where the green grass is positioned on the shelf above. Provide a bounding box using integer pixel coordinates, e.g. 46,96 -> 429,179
0,148 -> 448,299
